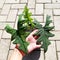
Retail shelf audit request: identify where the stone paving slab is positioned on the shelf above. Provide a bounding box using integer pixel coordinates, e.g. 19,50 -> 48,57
45,41 -> 57,60
0,0 -> 60,60
0,39 -> 10,60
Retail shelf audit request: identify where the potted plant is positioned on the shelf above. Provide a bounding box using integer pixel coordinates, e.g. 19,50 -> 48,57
5,6 -> 54,55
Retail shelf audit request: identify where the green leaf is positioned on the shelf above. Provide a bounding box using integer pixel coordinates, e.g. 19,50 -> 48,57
13,36 -> 29,54
45,31 -> 55,37
45,15 -> 52,26
11,31 -> 17,41
17,14 -> 24,30
13,36 -> 23,44
34,15 -> 54,53
34,19 -> 42,29
34,29 -> 42,36
36,30 -> 51,52
5,25 -> 16,35
44,26 -> 54,31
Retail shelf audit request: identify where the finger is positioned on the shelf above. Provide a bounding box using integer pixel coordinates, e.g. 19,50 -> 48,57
26,34 -> 37,42
36,45 -> 42,48
26,35 -> 36,43
30,29 -> 38,36
26,29 -> 38,42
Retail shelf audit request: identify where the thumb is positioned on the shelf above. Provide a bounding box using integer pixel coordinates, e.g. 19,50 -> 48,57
36,45 -> 41,48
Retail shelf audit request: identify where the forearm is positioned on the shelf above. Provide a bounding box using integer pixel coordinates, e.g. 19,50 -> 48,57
9,48 -> 23,60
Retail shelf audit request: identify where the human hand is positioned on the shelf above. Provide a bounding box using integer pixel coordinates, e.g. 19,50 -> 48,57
26,30 -> 41,53
15,30 -> 41,55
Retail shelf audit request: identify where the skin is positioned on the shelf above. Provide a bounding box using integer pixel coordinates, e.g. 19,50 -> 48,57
9,30 -> 41,60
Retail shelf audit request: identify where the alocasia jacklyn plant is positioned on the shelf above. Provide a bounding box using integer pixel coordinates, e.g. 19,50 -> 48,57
5,6 -> 54,54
